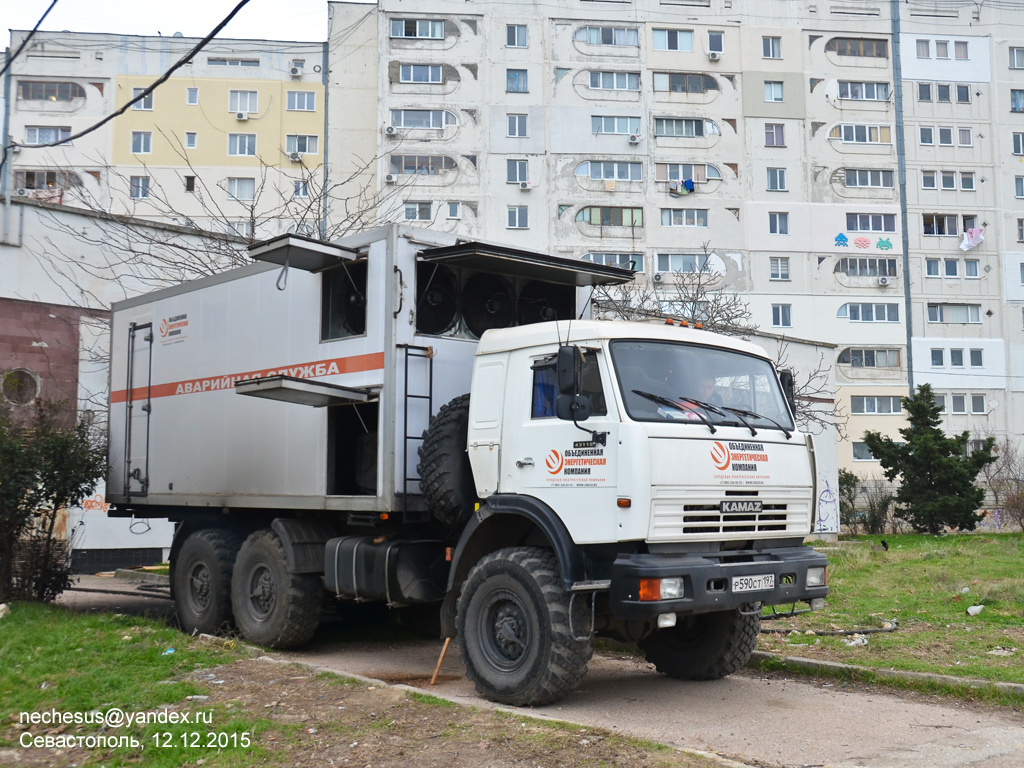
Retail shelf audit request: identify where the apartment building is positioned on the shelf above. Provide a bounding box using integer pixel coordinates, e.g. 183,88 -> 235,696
326,0 -> 1024,480
4,30 -> 326,239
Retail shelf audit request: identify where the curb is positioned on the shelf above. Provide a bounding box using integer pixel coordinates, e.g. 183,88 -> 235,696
114,568 -> 170,585
749,651 -> 1024,696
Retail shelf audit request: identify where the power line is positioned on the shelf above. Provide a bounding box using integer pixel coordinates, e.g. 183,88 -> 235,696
0,0 -> 60,79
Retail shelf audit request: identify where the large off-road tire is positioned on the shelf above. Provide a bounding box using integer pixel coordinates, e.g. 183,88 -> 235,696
639,608 -> 760,680
457,547 -> 592,706
231,530 -> 322,649
418,393 -> 477,529
173,528 -> 243,636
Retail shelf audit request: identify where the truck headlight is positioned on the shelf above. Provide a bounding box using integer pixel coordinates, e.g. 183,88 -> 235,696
806,567 -> 826,587
660,578 -> 685,599
638,577 -> 685,601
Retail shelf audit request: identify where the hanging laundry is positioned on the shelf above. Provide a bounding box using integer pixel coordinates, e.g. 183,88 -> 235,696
960,228 -> 985,251
668,180 -> 683,197
684,179 -> 695,192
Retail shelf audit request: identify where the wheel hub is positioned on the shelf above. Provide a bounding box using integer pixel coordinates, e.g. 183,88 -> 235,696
488,598 -> 529,664
248,564 -> 276,620
188,563 -> 211,611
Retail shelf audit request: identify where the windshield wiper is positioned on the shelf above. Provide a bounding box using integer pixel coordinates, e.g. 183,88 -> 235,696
632,390 -> 716,434
721,405 -> 792,440
681,398 -> 757,437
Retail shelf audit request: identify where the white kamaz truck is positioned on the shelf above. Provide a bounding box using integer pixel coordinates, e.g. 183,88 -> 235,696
106,225 -> 827,706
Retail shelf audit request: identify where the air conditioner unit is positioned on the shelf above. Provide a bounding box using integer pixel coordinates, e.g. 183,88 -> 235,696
628,134 -> 642,144
15,188 -> 28,197
653,272 -> 664,283
384,125 -> 398,135
289,152 -> 302,162
235,112 -> 249,121
519,181 -> 531,190
708,50 -> 722,61
878,276 -> 892,286
384,173 -> 397,184
290,66 -> 302,77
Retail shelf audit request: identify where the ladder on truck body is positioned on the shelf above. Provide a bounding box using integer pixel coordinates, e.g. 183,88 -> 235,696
398,344 -> 433,523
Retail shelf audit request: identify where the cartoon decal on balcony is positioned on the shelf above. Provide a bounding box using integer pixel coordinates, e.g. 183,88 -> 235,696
834,233 -> 849,247
854,237 -> 871,249
877,238 -> 893,250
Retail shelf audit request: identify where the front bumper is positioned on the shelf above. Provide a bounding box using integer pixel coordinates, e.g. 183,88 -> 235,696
609,546 -> 828,620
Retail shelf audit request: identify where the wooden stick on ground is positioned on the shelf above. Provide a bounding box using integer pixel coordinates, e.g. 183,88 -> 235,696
430,637 -> 451,686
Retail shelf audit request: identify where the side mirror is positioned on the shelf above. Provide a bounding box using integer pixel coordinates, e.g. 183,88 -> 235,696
556,345 -> 579,396
779,369 -> 796,414
556,393 -> 591,422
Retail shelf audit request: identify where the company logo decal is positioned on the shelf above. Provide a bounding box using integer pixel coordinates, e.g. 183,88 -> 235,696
711,441 -> 731,471
158,314 -> 189,343
546,450 -> 564,474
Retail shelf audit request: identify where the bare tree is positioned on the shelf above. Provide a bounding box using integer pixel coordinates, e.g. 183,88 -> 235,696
773,340 -> 847,439
974,430 -> 1024,532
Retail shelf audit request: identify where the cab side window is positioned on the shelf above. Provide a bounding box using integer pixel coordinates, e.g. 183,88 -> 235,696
530,351 -> 607,419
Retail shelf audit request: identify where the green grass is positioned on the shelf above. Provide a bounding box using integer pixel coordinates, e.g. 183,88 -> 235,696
764,534 -> 1024,689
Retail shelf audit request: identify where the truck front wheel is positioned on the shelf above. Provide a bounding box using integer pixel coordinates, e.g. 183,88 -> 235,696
173,528 -> 243,636
639,608 -> 760,680
457,547 -> 591,706
230,530 -> 322,649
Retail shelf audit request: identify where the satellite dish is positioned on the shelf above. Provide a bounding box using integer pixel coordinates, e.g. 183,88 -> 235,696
172,32 -> 184,37
462,273 -> 514,338
415,263 -> 459,335
324,261 -> 367,336
516,281 -> 575,326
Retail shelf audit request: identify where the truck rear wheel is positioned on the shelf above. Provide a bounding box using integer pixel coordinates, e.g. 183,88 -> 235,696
457,547 -> 591,706
231,530 -> 322,649
173,528 -> 243,636
639,608 -> 760,680
418,393 -> 477,529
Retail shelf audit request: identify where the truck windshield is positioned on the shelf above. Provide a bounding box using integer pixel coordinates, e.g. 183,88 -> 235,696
609,339 -> 795,432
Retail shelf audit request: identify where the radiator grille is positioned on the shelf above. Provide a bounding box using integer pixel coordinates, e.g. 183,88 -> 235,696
649,490 -> 809,540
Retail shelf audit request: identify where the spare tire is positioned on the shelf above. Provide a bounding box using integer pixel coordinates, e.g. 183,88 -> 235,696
418,393 -> 478,529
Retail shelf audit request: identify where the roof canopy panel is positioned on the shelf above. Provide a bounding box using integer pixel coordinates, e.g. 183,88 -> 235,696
235,375 -> 374,408
248,234 -> 358,272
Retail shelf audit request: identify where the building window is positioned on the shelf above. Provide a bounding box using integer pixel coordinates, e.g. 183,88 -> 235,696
772,304 -> 792,328
23,126 -> 70,145
507,24 -> 527,47
286,135 -> 319,154
845,169 -> 893,188
390,109 -> 456,129
660,208 -> 708,227
389,155 -> 456,175
227,133 -> 256,156
770,257 -> 790,280
839,81 -> 889,101
826,38 -> 887,57
655,118 -> 715,137
1019,220 -> 1024,242
922,171 -> 936,189
938,127 -> 953,146
229,90 -> 258,114
763,36 -> 781,59
970,349 -> 983,367
944,258 -> 959,277
839,348 -> 900,367
226,177 -> 256,201
286,91 -> 316,111
916,39 -> 930,58
937,83 -> 951,103
14,170 -> 80,191
1012,47 -> 1024,68
852,442 -> 877,461
185,131 -> 197,149
652,29 -> 693,51
931,348 -> 945,366
951,348 -> 965,367
507,159 -> 528,183
935,40 -> 949,58
184,176 -> 195,192
657,253 -> 708,273
575,26 -> 639,46
507,205 -> 529,229
1013,90 -> 1024,113
846,213 -> 895,233
18,81 -> 86,101
583,252 -> 643,270
129,176 -> 149,199
767,168 -> 787,191
230,220 -> 252,238
294,181 -> 308,198
835,257 -> 897,277
589,71 -> 641,91
838,303 -> 899,322
578,161 -> 642,181
957,85 -> 971,103
132,87 -> 153,110
404,201 -> 432,221
920,127 -> 934,145
829,124 -> 892,144
926,258 -> 940,276
923,214 -> 958,236
959,128 -> 973,146
765,123 -> 785,146
390,19 -> 443,39
400,64 -> 442,84
708,31 -> 724,53
971,395 -> 986,414
927,303 -> 981,323
769,212 -> 789,235
955,41 -> 968,60
208,58 -> 259,66
939,171 -> 955,190
186,87 -> 199,105
508,114 -> 528,137
506,68 -> 528,92
653,72 -> 718,94
918,83 -> 932,102
949,394 -> 967,414
764,81 -> 784,102
592,116 -> 640,135
1017,177 -> 1024,199
131,131 -> 152,154
961,172 -> 975,191
576,207 -> 643,227
655,163 -> 721,182
447,201 -> 461,219
851,396 -> 902,414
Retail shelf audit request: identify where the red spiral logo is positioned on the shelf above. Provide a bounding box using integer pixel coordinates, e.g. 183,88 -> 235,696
710,441 -> 731,471
546,449 -> 563,474
159,318 -> 169,337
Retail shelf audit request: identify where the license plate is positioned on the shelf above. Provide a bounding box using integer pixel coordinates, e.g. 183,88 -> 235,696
732,574 -> 774,593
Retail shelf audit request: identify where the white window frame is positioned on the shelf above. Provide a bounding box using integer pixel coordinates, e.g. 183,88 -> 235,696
763,36 -> 781,59
770,256 -> 790,280
589,71 -> 641,91
772,304 -> 792,328
226,177 -> 256,201
769,211 -> 789,235
765,123 -> 785,146
186,87 -> 199,105
24,126 -> 70,145
404,201 -> 432,221
400,64 -> 442,84
839,81 -> 890,101
583,252 -> 643,270
390,109 -> 456,129
228,90 -> 258,114
652,29 -> 692,51
129,175 -> 150,199
286,91 -> 316,111
507,205 -> 529,229
592,116 -> 640,135
764,81 -> 784,102
131,131 -> 152,154
1012,47 -> 1024,69
132,87 -> 153,110
927,303 -> 981,323
447,201 -> 461,220
846,168 -> 894,188
660,208 -> 708,227
185,131 -> 197,149
766,167 -> 787,191
293,181 -> 309,199
227,133 -> 256,156
657,253 -> 708,273
507,114 -> 528,137
286,134 -> 319,154
390,19 -> 444,39
507,159 -> 528,184
507,24 -> 527,48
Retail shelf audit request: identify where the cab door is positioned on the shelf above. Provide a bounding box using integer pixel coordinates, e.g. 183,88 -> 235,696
501,348 -> 620,544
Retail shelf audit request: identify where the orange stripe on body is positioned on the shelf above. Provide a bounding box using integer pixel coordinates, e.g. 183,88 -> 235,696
110,352 -> 385,403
